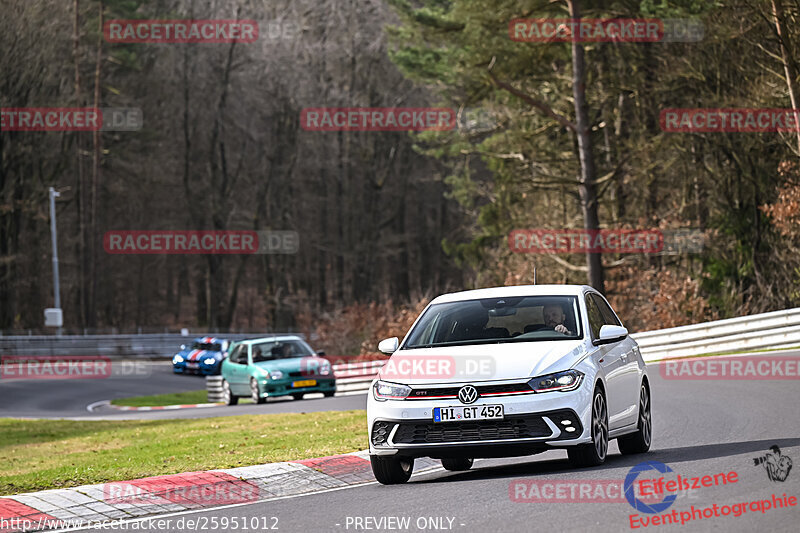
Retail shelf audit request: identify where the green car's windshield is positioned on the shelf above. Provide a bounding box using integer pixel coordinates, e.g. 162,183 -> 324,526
251,340 -> 313,363
404,295 -> 583,348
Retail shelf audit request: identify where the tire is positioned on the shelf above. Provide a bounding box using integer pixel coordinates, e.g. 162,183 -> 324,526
441,458 -> 473,471
250,378 -> 266,404
371,455 -> 414,485
618,383 -> 652,455
323,391 -> 336,398
222,379 -> 238,406
291,393 -> 304,401
568,386 -> 608,467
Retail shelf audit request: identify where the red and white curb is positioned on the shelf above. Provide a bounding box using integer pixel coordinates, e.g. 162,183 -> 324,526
86,400 -> 224,413
0,452 -> 440,532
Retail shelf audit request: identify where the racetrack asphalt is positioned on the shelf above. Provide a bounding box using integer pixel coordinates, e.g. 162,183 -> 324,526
51,349 -> 800,533
0,362 -> 367,419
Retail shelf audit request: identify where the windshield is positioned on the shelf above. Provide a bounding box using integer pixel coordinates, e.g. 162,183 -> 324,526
250,340 -> 313,363
403,296 -> 582,348
191,342 -> 222,352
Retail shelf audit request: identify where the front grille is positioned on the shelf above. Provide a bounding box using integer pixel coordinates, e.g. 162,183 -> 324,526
479,383 -> 533,395
406,382 -> 532,400
392,415 -> 551,444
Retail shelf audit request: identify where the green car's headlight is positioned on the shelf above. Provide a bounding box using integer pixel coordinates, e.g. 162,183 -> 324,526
270,370 -> 284,380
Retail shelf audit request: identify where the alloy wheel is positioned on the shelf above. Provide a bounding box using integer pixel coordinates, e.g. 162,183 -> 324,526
593,392 -> 608,460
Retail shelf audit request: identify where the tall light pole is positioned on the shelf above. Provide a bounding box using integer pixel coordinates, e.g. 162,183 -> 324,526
48,187 -> 63,335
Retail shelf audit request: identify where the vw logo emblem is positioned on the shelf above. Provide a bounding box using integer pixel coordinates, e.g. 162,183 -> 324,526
458,385 -> 479,404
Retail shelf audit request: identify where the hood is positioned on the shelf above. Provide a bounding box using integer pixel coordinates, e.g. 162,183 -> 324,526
179,349 -> 206,361
252,356 -> 311,372
378,340 -> 589,385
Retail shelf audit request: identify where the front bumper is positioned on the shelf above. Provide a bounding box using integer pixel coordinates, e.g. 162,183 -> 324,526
254,377 -> 336,397
199,362 -> 222,375
367,382 -> 593,458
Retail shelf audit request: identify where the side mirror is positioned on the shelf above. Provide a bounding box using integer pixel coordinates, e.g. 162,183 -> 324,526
316,350 -> 326,356
378,337 -> 399,355
593,325 -> 629,346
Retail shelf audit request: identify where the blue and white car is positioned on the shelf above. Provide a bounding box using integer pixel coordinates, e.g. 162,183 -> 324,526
172,337 -> 230,375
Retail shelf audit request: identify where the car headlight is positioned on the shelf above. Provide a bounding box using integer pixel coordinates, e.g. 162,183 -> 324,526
173,355 -> 184,363
528,370 -> 584,392
373,380 -> 411,401
319,363 -> 331,375
270,370 -> 284,380
203,358 -> 216,365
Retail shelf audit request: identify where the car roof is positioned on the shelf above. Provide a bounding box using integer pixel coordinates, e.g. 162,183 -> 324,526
430,284 -> 593,304
236,335 -> 305,345
192,336 -> 226,342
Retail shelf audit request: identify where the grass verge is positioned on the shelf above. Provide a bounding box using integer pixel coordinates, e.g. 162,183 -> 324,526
0,410 -> 367,496
111,390 -> 210,407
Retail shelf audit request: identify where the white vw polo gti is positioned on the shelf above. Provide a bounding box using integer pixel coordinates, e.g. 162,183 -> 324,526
367,285 -> 651,484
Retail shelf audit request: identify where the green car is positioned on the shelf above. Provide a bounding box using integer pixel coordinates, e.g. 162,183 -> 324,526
220,335 -> 336,404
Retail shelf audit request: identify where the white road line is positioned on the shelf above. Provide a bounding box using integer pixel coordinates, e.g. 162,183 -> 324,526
85,400 -> 110,412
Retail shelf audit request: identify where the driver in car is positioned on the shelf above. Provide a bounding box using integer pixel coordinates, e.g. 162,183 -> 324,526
253,347 -> 264,362
544,303 -> 574,335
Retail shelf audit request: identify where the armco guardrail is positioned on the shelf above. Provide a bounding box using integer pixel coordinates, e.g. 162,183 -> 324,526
631,307 -> 800,362
333,360 -> 386,393
0,332 -> 301,358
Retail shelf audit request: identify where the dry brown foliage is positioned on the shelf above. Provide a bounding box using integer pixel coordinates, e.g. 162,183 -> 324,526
296,262 -> 720,357
607,267 -> 717,332
296,297 -> 430,359
761,161 -> 800,239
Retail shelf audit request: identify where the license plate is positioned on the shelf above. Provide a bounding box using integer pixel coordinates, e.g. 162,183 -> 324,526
291,379 -> 317,388
433,405 -> 504,423
186,362 -> 199,369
